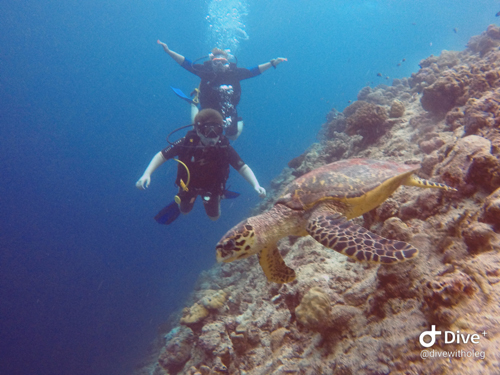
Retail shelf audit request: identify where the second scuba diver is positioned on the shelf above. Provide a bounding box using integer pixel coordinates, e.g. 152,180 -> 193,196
157,40 -> 287,140
136,109 -> 266,223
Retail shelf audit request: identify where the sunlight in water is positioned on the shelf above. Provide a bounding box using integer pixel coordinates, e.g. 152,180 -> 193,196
206,0 -> 249,53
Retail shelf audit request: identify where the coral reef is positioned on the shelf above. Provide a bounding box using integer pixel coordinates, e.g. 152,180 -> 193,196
136,25 -> 500,375
467,24 -> 500,56
344,101 -> 389,143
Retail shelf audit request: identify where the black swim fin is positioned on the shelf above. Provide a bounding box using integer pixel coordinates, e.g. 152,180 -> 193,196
154,201 -> 181,225
170,86 -> 195,104
155,191 -> 238,225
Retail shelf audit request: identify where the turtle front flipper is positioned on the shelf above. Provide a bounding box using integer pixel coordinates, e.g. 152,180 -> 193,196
258,246 -> 296,284
306,213 -> 418,264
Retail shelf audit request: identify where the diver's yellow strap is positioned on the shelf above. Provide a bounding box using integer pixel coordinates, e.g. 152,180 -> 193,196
173,159 -> 190,192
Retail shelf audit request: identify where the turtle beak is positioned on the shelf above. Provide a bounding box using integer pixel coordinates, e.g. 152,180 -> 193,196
216,238 -> 237,263
215,220 -> 257,263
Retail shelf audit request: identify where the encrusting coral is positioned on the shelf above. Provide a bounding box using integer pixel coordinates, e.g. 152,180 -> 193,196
135,25 -> 500,375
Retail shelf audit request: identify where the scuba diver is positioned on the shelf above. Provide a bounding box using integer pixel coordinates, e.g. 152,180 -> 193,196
136,109 -> 266,224
157,40 -> 287,140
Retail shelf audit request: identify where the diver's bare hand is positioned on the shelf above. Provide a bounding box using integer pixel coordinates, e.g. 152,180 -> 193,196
136,175 -> 151,190
255,186 -> 266,198
273,57 -> 287,66
157,40 -> 169,53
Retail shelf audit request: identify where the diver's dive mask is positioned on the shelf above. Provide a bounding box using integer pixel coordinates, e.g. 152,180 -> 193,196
197,121 -> 223,139
211,55 -> 229,70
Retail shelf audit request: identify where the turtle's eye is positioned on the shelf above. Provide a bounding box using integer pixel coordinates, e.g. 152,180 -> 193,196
223,239 -> 235,250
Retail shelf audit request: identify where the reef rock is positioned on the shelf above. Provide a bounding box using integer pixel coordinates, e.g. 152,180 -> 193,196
480,187 -> 500,231
158,327 -> 195,374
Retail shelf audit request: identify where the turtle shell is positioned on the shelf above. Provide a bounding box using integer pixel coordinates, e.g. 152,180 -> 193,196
278,158 -> 420,210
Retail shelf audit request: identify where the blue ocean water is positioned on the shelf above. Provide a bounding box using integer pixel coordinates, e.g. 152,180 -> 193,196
0,1 -> 497,374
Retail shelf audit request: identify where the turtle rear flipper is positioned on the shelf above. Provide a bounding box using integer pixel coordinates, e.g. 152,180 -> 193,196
404,175 -> 457,192
258,246 -> 296,284
306,213 -> 418,264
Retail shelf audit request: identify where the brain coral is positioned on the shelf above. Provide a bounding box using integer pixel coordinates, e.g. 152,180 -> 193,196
295,287 -> 331,329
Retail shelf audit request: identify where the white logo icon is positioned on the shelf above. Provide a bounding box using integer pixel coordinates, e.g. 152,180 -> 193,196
419,325 -> 442,348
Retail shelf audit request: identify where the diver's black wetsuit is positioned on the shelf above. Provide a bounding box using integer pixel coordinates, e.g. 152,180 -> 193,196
181,59 -> 261,137
161,130 -> 245,217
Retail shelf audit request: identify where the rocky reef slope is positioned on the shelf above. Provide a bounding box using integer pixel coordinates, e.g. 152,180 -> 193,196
138,25 -> 500,375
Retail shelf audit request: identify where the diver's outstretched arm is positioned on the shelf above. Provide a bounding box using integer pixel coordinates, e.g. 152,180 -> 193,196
136,152 -> 167,190
258,57 -> 287,73
238,164 -> 266,198
157,40 -> 185,65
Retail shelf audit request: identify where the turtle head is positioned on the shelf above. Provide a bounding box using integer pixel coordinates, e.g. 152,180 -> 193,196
216,220 -> 259,263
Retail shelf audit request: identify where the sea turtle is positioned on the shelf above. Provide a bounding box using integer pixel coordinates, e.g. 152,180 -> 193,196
216,158 -> 456,284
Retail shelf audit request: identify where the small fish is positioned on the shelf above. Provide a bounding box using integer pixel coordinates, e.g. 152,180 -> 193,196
496,11 -> 500,17
377,73 -> 382,77
397,63 -> 401,67
385,76 -> 389,80
348,100 -> 352,103
453,28 -> 458,33
402,58 -> 406,62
